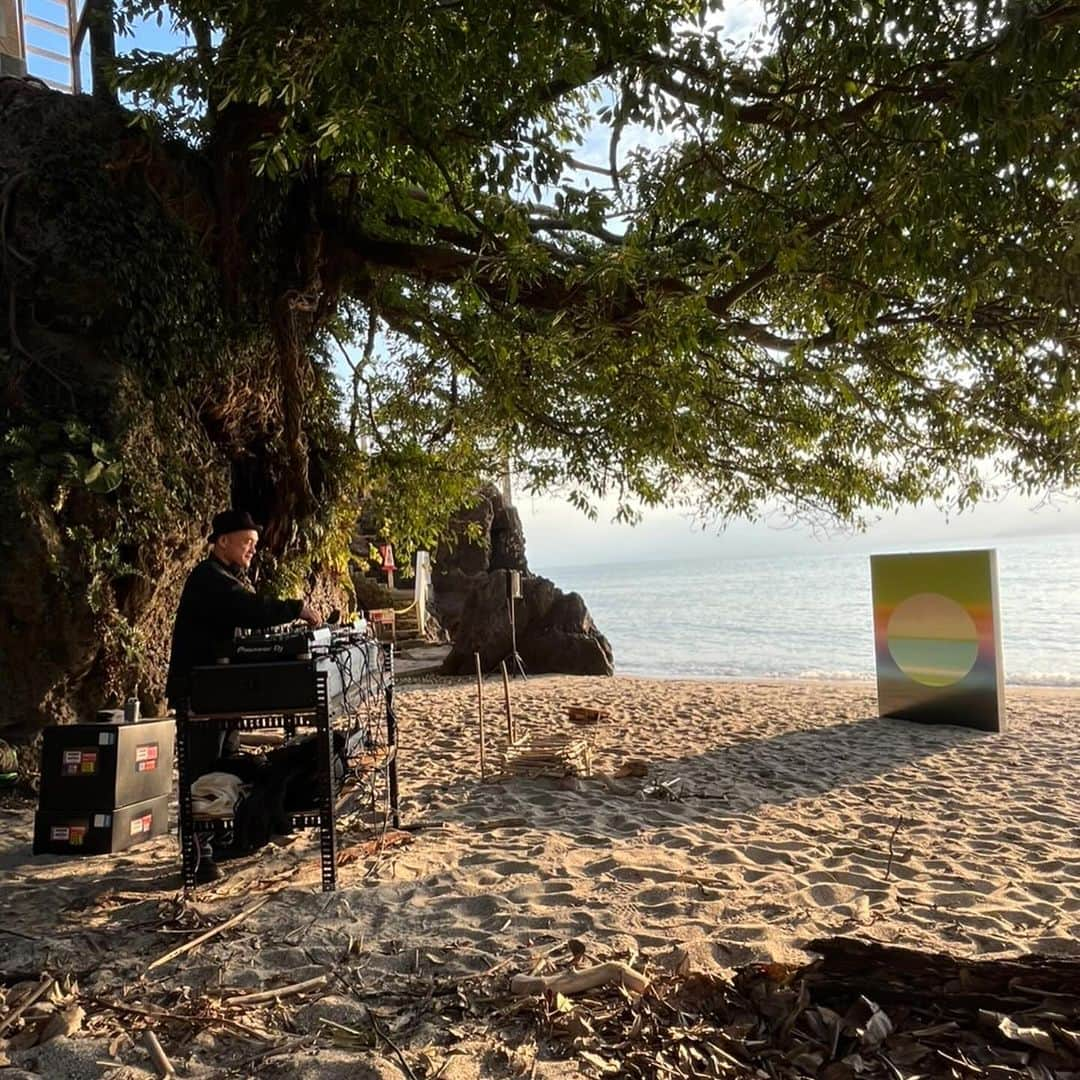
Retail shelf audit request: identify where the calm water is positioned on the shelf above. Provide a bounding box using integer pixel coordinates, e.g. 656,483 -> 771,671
537,534 -> 1080,686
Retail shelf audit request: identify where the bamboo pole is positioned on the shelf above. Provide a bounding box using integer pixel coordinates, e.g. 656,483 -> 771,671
142,1029 -> 176,1078
225,975 -> 328,1005
500,660 -> 515,743
474,652 -> 486,779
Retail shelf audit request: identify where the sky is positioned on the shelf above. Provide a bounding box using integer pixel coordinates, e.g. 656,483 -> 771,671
23,2 -> 1078,569
517,489 -> 1080,571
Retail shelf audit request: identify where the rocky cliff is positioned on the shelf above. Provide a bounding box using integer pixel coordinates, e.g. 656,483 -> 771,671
433,487 -> 613,677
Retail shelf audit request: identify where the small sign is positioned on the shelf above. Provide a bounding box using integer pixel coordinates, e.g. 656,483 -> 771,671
98,731 -> 117,746
135,743 -> 159,772
130,812 -> 153,837
94,813 -> 112,828
61,749 -> 98,776
50,825 -> 87,845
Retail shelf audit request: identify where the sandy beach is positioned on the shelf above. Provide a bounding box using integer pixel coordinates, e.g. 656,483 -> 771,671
2,676 -> 1078,1077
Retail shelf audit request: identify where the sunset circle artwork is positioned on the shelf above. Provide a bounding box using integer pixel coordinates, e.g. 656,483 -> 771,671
885,592 -> 979,687
870,550 -> 1004,731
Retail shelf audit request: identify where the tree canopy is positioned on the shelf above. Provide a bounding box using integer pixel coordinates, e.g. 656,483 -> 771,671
115,0 -> 1080,531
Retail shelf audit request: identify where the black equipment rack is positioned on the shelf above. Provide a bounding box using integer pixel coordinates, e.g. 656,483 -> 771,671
176,641 -> 398,893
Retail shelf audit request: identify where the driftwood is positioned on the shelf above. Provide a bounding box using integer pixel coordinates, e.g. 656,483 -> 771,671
500,660 -> 516,743
336,829 -> 413,866
147,897 -> 270,971
510,961 -> 649,997
566,705 -> 607,725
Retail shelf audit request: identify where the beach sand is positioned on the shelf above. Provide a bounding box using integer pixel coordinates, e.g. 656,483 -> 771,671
2,677 -> 1078,1077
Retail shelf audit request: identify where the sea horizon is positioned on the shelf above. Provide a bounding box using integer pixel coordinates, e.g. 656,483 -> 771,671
530,532 -> 1080,688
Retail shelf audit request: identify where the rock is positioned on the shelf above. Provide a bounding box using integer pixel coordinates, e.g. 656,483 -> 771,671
435,488 -> 502,578
432,485 -> 612,674
489,503 -> 527,572
442,571 -> 613,676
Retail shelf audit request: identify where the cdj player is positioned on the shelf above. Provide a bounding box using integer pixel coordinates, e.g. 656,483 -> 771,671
221,613 -> 370,664
194,619 -> 379,715
224,625 -> 333,663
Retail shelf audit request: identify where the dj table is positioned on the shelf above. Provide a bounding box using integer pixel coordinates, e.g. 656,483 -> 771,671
175,627 -> 397,892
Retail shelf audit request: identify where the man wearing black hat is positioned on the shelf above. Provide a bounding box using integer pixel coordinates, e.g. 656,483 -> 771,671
166,509 -> 321,881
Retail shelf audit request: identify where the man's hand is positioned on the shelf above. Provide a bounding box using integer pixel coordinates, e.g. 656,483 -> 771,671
299,603 -> 322,627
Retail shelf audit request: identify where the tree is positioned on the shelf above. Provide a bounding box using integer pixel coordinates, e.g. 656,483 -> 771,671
116,0 -> 1079,525
1,0 -> 1078,730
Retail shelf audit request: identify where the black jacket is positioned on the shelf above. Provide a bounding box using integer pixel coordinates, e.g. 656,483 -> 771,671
165,556 -> 303,704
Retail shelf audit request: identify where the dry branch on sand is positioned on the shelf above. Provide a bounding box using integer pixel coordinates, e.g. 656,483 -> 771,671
516,937 -> 1080,1079
3,932 -> 1079,1078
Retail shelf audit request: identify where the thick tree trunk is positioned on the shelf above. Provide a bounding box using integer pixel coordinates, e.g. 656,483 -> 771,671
0,81 -> 351,738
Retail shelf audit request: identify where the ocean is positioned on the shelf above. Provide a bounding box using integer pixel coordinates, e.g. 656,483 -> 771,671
535,533 -> 1080,686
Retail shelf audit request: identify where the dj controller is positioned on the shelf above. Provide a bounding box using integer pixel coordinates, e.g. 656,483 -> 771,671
189,619 -> 384,716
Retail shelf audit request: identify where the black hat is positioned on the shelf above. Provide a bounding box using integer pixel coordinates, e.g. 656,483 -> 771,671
208,509 -> 261,541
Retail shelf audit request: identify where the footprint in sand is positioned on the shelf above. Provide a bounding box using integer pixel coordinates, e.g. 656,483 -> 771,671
743,845 -> 795,867
504,881 -> 577,907
489,858 -> 543,877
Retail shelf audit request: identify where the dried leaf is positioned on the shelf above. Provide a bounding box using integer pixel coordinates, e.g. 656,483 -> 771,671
791,1049 -> 826,1070
844,996 -> 893,1051
998,1017 -> 1056,1055
38,1005 -> 84,1043
1054,1027 -> 1080,1054
821,1064 -> 856,1080
884,1036 -> 932,1066
579,1049 -> 619,1074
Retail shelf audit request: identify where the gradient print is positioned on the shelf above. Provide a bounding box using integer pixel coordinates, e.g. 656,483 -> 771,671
870,550 -> 1005,732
